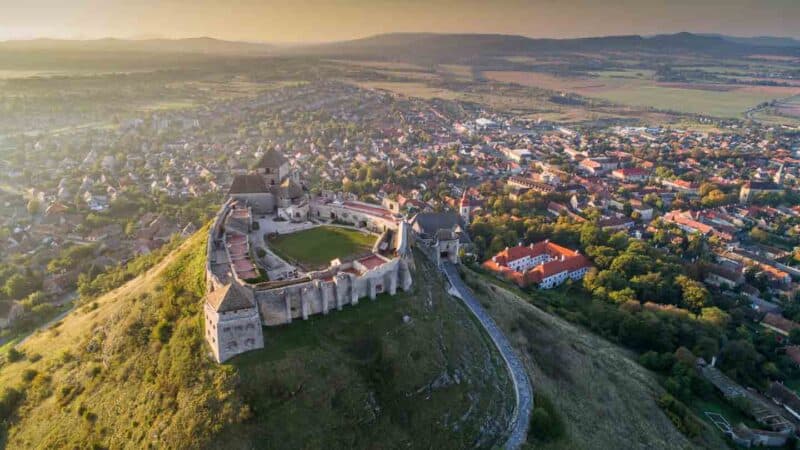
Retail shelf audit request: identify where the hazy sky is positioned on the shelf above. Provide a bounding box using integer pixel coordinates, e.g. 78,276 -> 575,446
1,0 -> 798,42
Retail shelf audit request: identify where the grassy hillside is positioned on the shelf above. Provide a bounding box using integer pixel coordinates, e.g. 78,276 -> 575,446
0,230 -> 513,449
461,269 -> 728,450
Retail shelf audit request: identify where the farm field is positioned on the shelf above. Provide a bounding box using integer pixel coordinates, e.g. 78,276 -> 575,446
268,225 -> 375,270
484,70 -> 800,118
350,80 -> 464,100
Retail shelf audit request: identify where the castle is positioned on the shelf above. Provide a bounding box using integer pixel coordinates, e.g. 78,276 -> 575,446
203,149 -> 459,363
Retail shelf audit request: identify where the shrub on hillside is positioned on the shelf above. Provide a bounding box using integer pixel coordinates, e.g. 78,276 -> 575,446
0,387 -> 24,421
527,393 -> 565,443
6,347 -> 24,363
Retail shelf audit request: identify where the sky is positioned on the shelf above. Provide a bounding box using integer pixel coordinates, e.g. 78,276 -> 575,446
0,0 -> 798,42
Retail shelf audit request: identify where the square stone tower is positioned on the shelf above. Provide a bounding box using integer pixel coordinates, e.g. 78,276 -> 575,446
204,282 -> 264,363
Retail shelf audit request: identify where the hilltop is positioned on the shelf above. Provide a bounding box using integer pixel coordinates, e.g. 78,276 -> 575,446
0,37 -> 272,55
287,32 -> 800,61
0,31 -> 797,64
0,230 -> 513,449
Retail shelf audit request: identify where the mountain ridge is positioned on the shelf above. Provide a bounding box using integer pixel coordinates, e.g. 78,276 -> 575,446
1,32 -> 798,58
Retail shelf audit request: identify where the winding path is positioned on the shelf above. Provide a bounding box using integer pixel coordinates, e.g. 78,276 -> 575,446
441,262 -> 533,449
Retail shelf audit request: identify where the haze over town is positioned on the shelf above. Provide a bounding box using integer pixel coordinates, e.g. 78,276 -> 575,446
1,0 -> 799,42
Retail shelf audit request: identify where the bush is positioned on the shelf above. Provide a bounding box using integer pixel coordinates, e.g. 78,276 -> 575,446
657,394 -> 703,438
6,347 -> 24,363
152,320 -> 173,344
22,369 -> 38,382
0,387 -> 24,421
527,393 -> 565,443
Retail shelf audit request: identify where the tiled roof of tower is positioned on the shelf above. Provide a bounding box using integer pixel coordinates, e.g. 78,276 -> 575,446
206,282 -> 256,313
255,148 -> 286,169
229,174 -> 269,194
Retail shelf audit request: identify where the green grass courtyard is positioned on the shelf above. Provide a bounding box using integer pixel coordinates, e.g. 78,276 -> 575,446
267,225 -> 376,270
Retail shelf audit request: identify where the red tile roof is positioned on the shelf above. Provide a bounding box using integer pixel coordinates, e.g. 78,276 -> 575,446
482,241 -> 591,286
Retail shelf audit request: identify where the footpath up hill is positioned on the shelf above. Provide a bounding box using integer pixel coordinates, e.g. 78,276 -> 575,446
0,230 -> 514,449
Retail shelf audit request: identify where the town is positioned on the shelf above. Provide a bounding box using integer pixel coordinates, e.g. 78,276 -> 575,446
1,60 -> 800,447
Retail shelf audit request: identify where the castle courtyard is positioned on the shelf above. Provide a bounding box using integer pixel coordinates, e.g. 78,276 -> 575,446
266,225 -> 376,271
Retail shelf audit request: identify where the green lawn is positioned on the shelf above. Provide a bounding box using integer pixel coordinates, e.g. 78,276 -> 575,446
268,226 -> 376,270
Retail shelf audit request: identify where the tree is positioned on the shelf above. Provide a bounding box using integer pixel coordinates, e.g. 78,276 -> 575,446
789,328 -> 800,345
3,273 -> 37,300
719,339 -> 762,387
675,275 -> 710,314
699,307 -> 730,329
27,199 -> 41,215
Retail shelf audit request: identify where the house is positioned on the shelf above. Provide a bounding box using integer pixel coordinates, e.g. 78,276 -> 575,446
766,382 -> 800,421
598,215 -> 634,231
740,181 -> 783,204
662,179 -> 699,194
611,167 -> 649,182
482,240 -> 592,289
704,264 -> 744,288
761,313 -> 800,341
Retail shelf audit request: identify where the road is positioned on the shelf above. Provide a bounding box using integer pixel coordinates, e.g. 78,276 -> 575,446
8,291 -> 77,348
441,262 -> 533,449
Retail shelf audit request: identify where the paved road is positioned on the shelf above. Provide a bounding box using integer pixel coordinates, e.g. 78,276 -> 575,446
441,262 -> 533,449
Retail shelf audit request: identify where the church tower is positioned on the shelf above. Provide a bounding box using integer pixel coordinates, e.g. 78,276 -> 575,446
774,164 -> 785,185
459,191 -> 473,224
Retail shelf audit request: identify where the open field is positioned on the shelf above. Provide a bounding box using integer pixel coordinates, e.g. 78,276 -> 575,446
484,70 -> 800,118
214,252 -> 514,449
351,79 -> 674,124
350,81 -> 465,100
329,59 -> 428,72
267,225 -> 376,270
462,269 -> 727,449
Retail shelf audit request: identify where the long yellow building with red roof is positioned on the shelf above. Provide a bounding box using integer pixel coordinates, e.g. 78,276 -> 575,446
482,240 -> 592,289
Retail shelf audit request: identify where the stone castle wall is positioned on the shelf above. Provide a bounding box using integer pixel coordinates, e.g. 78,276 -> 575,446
253,256 -> 412,326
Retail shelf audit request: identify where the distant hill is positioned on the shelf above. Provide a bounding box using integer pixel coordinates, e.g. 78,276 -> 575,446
0,37 -> 273,55
290,31 -> 800,62
0,32 -> 797,66
702,34 -> 800,48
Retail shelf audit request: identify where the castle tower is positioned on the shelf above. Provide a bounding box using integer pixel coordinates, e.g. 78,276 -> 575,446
204,282 -> 264,363
254,148 -> 289,186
